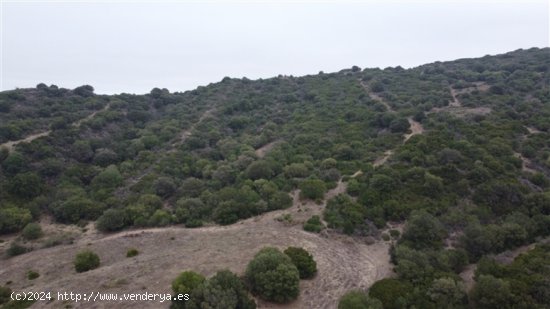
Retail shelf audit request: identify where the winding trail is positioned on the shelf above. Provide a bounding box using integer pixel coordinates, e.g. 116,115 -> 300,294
359,80 -> 394,113
357,79 -> 424,167
0,104 -> 111,152
403,117 -> 423,142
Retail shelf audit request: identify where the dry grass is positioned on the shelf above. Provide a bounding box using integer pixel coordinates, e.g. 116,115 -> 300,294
0,180 -> 393,309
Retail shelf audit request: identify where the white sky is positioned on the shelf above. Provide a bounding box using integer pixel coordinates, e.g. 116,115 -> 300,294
1,0 -> 549,94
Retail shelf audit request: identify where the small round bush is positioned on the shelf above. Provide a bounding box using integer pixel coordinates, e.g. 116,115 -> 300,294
27,270 -> 40,280
381,233 -> 390,241
126,248 -> 139,257
74,250 -> 100,273
172,271 -> 205,295
284,247 -> 317,279
22,223 -> 43,240
303,215 -> 323,233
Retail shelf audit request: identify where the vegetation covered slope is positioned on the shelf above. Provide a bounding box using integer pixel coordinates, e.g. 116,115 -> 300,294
0,47 -> 549,307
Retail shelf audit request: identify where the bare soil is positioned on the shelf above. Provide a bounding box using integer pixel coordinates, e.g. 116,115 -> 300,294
373,150 -> 394,167
429,82 -> 492,117
0,178 -> 394,309
403,118 -> 423,142
526,126 -> 542,134
514,152 -> 537,174
358,80 -> 394,113
255,140 -> 281,158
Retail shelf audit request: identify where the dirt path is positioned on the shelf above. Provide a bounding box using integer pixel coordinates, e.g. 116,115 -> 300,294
358,80 -> 394,113
172,108 -> 215,146
255,140 -> 281,158
403,117 -> 423,142
449,87 -> 462,107
0,177 -> 393,309
0,104 -> 111,152
514,152 -> 537,174
526,126 -> 542,134
459,238 -> 548,291
373,150 -> 394,167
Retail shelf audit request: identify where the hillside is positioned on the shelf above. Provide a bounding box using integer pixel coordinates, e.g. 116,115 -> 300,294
1,47 -> 550,308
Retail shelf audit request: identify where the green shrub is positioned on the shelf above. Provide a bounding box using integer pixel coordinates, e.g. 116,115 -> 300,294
389,229 -> 400,238
6,242 -> 29,257
126,248 -> 139,257
172,271 -> 205,295
299,179 -> 327,200
339,290 -> 383,309
21,223 -> 43,240
186,270 -> 256,309
369,279 -> 413,309
245,247 -> 299,303
303,215 -> 323,233
96,209 -> 126,232
0,286 -> 12,305
284,247 -> 317,279
27,270 -> 40,280
74,250 -> 100,273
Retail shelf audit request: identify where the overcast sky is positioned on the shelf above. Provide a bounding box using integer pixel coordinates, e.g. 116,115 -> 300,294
1,0 -> 548,94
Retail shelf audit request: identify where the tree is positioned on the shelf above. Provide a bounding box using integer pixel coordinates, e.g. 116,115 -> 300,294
471,275 -> 515,309
369,279 -> 413,309
268,191 -> 292,210
74,250 -> 100,272
73,85 -> 94,97
179,178 -> 205,197
427,278 -> 467,309
7,172 -> 43,199
71,140 -> 94,162
284,247 -> 317,279
2,152 -> 26,175
284,163 -> 309,178
188,270 -> 256,309
91,165 -> 123,190
390,118 -> 410,133
154,177 -> 177,198
245,247 -> 300,303
324,194 -> 366,235
339,291 -> 383,309
401,210 -> 447,249
299,179 -> 327,200
172,271 -> 206,295
96,208 -> 127,232
0,207 -> 32,234
245,161 -> 273,180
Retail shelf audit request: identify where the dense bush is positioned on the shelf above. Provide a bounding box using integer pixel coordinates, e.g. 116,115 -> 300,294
74,250 -> 100,273
299,179 -> 327,200
284,247 -> 317,279
339,290 -> 383,309
21,223 -> 43,240
303,215 -> 323,233
96,209 -> 126,232
245,247 -> 300,303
